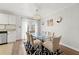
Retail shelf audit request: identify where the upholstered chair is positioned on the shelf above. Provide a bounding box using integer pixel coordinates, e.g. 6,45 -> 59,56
33,39 -> 42,46
43,38 -> 53,52
26,32 -> 42,47
26,32 -> 30,43
43,36 -> 61,52
52,36 -> 61,52
29,34 -> 34,46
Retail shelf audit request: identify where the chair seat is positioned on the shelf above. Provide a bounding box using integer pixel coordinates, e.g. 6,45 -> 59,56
34,39 -> 42,46
43,36 -> 61,52
43,41 -> 53,52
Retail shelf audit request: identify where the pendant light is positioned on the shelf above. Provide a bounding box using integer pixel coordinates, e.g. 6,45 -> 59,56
32,8 -> 41,20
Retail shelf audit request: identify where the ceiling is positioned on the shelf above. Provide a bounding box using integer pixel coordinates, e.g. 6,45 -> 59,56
36,3 -> 76,9
0,3 -> 77,17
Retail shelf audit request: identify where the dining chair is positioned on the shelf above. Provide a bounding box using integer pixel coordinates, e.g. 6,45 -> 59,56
26,32 -> 30,43
33,39 -> 42,46
29,34 -> 34,46
43,36 -> 61,52
52,36 -> 61,52
29,33 -> 42,46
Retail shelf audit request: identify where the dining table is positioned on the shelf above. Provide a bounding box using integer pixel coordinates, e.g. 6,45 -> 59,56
32,33 -> 48,42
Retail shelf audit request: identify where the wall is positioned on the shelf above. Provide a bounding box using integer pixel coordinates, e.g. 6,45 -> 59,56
16,16 -> 22,40
8,16 -> 22,42
40,4 -> 79,51
21,18 -> 28,39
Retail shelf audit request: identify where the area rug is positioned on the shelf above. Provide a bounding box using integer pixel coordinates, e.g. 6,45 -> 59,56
25,42 -> 63,55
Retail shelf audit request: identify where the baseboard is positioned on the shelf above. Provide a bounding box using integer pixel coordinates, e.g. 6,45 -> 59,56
7,41 -> 16,44
60,43 -> 79,52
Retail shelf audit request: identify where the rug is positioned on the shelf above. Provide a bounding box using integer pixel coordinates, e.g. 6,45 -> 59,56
25,42 -> 63,55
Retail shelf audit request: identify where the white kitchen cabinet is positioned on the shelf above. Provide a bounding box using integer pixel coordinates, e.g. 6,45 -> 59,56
0,25 -> 5,30
6,25 -> 16,31
8,15 -> 16,24
7,31 -> 16,43
0,14 -> 16,25
16,16 -> 22,39
0,14 -> 8,24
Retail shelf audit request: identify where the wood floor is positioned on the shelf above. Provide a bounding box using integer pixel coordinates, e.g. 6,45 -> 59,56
12,40 -> 26,55
0,43 -> 13,55
60,45 -> 79,55
0,40 -> 79,55
12,40 -> 79,55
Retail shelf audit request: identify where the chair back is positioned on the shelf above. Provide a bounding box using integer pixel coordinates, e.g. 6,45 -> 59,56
52,36 -> 61,51
26,32 -> 30,43
29,34 -> 34,46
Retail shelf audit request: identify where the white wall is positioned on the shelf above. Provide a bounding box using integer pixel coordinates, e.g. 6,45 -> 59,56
16,16 -> 22,40
8,16 -> 22,42
21,18 -> 28,39
40,4 -> 79,51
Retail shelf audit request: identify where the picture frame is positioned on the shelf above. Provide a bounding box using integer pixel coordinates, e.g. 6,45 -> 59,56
47,18 -> 53,26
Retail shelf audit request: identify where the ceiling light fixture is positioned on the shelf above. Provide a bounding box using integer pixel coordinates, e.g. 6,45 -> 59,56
32,8 -> 41,20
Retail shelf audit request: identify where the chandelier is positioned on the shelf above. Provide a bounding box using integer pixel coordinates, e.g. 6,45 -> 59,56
31,8 -> 41,20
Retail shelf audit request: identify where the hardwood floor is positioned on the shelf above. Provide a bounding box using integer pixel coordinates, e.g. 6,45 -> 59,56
12,40 -> 79,55
0,40 -> 79,55
0,43 -> 13,55
60,45 -> 79,55
12,40 -> 26,55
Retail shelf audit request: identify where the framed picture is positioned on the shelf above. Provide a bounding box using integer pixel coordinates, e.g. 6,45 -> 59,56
47,19 -> 53,26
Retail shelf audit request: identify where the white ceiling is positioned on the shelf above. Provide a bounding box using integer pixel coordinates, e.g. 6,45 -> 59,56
0,3 -> 77,17
0,3 -> 37,16
36,3 -> 76,9
35,3 -> 77,18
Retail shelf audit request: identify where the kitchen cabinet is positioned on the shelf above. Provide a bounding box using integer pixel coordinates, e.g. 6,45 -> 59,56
0,14 -> 17,30
7,31 -> 16,43
0,14 -> 16,25
0,14 -> 8,24
0,25 -> 5,30
8,15 -> 16,24
6,25 -> 16,31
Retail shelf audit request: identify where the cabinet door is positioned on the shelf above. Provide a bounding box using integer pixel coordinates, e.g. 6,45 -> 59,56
8,15 -> 16,24
0,25 -> 5,30
0,14 -> 8,24
6,25 -> 16,31
7,31 -> 16,42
